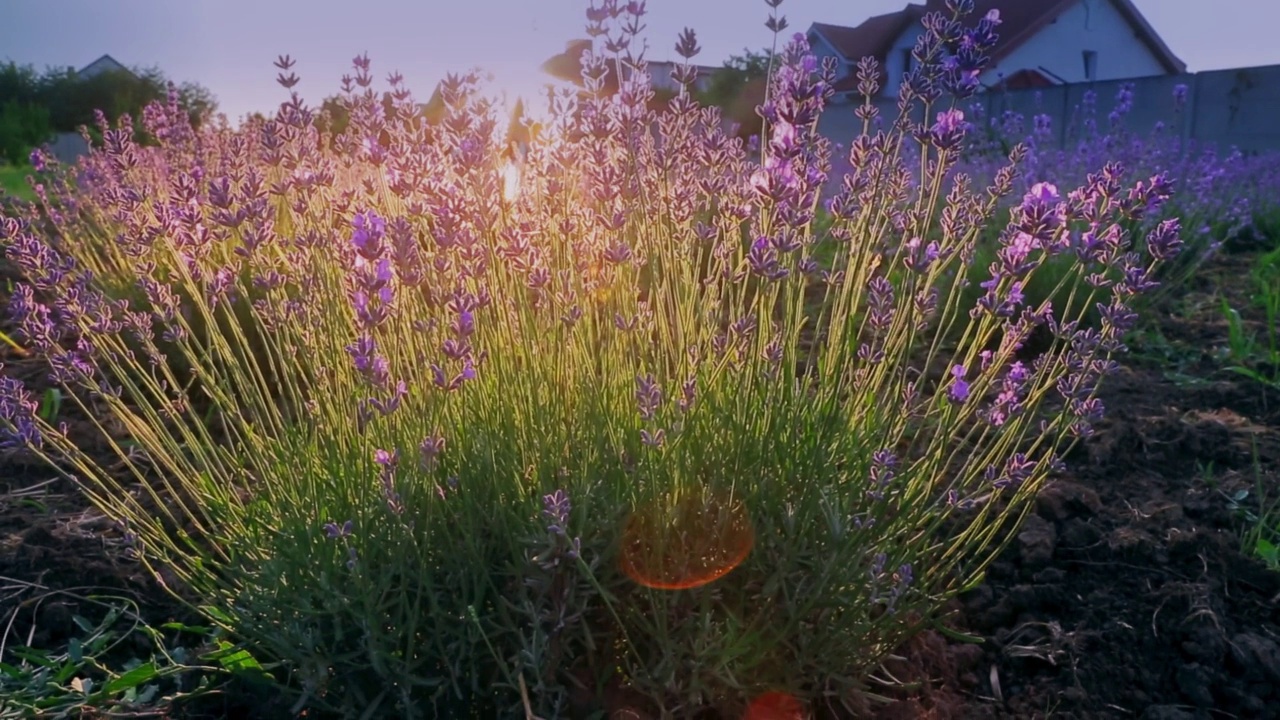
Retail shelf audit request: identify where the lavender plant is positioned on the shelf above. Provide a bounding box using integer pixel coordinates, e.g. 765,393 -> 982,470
1222,245 -> 1280,388
1,1 -> 1181,716
959,82 -> 1280,310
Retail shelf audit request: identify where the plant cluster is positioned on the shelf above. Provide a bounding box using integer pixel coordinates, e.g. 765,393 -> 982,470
1222,245 -> 1280,389
1,0 -> 1182,716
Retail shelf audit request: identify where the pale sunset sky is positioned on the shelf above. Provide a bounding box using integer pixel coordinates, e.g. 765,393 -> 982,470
0,0 -> 1273,122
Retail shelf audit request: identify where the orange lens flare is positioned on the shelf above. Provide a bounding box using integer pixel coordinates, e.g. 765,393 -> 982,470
743,691 -> 805,720
619,492 -> 754,591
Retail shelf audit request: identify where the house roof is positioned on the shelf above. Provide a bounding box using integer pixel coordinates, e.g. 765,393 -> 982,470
77,54 -> 135,80
811,0 -> 1185,91
956,0 -> 1183,74
540,40 -> 720,92
809,4 -> 927,68
992,67 -> 1057,91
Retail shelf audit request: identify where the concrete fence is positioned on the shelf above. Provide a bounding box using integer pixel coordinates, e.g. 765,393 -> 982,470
817,63 -> 1280,155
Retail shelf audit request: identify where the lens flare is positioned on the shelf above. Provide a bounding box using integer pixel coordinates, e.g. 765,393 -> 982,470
619,491 -> 754,591
743,691 -> 805,720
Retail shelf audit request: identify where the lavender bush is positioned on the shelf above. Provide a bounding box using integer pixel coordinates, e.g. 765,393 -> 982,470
0,1 -> 1181,716
958,82 -> 1280,310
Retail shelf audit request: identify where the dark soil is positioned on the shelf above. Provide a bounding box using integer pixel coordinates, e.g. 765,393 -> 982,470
2,249 -> 1278,719
874,253 -> 1280,720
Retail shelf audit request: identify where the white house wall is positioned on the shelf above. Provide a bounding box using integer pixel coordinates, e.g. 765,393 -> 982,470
806,32 -> 851,83
883,25 -> 927,95
980,0 -> 1167,85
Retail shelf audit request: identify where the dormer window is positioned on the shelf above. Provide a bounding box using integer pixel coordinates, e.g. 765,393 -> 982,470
1082,50 -> 1098,80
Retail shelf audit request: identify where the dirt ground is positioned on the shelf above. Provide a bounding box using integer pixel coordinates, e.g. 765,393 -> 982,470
2,249 -> 1277,719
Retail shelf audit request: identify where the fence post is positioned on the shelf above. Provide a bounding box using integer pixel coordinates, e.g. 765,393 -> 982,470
1059,85 -> 1069,147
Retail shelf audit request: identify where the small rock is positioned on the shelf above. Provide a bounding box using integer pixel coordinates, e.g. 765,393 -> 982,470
1032,566 -> 1066,584
950,642 -> 984,672
1017,515 -> 1057,569
1061,686 -> 1087,704
1060,517 -> 1102,549
1176,662 -> 1215,708
1228,633 -> 1280,684
961,584 -> 994,612
1036,481 -> 1102,521
1179,624 -> 1224,665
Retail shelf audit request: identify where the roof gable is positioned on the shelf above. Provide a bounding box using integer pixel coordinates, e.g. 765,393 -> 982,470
924,0 -> 1184,74
812,0 -> 1184,87
77,54 -> 135,80
808,4 -> 925,64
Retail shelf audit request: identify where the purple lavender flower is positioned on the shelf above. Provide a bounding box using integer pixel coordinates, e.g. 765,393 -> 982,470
993,453 -> 1036,490
0,372 -> 42,449
1144,218 -> 1183,261
928,109 -> 968,151
947,364 -> 970,404
867,449 -> 898,500
346,335 -> 390,388
542,489 -> 571,536
746,236 -> 788,280
640,428 -> 666,448
375,448 -> 403,514
419,432 -> 446,471
866,276 -> 895,332
678,376 -> 696,413
351,210 -> 388,261
324,520 -> 354,538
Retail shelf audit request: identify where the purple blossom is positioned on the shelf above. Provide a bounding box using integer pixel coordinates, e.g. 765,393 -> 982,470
375,448 -> 403,514
0,372 -> 42,449
993,453 -> 1036,490
947,364 -> 970,404
640,428 -> 666,448
928,109 -> 968,151
346,335 -> 390,388
324,520 -> 354,539
866,276 -> 895,332
419,432 -> 446,471
542,489 -> 571,536
351,210 -> 388,261
635,374 -> 661,420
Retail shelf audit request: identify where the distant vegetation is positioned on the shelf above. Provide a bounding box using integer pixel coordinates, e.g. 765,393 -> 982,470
0,60 -> 217,165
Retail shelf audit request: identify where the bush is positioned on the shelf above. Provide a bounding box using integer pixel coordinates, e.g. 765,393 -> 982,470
0,99 -> 53,166
0,3 -> 1181,718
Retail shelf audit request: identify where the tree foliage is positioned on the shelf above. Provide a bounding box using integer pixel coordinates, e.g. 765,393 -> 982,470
695,47 -> 776,140
0,59 -> 218,164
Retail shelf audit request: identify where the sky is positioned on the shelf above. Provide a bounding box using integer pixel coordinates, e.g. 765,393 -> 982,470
1,0 -> 1277,123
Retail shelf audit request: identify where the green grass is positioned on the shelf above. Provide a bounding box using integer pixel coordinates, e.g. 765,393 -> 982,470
0,164 -> 34,201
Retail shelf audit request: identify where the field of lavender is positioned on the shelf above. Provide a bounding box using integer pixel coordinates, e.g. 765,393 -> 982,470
1,1 -> 1278,718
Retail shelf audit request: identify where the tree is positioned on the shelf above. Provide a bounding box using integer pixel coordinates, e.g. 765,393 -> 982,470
177,80 -> 218,126
696,48 -> 776,140
0,100 -> 52,165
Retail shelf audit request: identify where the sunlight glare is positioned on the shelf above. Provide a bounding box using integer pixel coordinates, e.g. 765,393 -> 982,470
744,691 -> 805,720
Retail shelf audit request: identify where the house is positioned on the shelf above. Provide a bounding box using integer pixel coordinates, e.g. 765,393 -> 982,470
42,55 -> 139,164
807,0 -> 1185,100
646,61 -> 718,94
540,39 -> 718,95
75,54 -> 136,81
